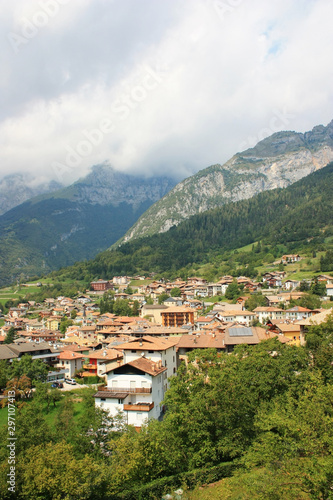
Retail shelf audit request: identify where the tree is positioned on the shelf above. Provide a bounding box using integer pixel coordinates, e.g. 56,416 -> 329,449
60,315 -> 73,335
225,377 -> 333,499
158,292 -> 170,304
1,375 -> 32,406
0,360 -> 8,391
245,293 -> 267,311
311,278 -> 326,297
170,287 -> 182,297
4,326 -> 16,344
16,441 -> 109,499
34,382 -> 61,412
70,309 -> 77,319
7,355 -> 48,385
299,280 -> 310,292
225,280 -> 240,301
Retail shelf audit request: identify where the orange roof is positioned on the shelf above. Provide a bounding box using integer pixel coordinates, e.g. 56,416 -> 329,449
115,335 -> 179,351
58,351 -> 84,360
88,348 -> 122,360
127,357 -> 167,376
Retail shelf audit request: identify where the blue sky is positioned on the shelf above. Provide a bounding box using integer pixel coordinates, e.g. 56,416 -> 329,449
1,0 -> 333,185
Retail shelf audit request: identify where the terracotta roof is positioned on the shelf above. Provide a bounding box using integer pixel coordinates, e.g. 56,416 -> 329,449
115,335 -> 179,351
88,348 -> 122,360
275,323 -> 301,333
296,310 -> 332,326
126,357 -> 167,376
58,351 -> 84,360
177,333 -> 225,349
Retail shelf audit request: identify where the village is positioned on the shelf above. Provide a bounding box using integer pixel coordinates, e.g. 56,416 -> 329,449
1,260 -> 333,431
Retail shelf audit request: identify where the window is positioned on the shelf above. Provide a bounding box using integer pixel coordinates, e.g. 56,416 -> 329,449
118,399 -> 122,404
131,350 -> 136,353
101,398 -> 106,401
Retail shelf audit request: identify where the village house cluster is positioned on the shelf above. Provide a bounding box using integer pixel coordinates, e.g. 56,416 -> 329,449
0,271 -> 332,429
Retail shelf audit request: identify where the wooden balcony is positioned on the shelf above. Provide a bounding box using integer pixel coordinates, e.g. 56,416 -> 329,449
98,386 -> 152,394
123,402 -> 154,412
83,363 -> 96,370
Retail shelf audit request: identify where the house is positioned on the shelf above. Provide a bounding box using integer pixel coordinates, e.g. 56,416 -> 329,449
114,336 -> 179,380
83,348 -> 123,378
281,254 -> 301,264
214,310 -> 256,327
0,342 -> 61,364
94,335 -> 179,429
57,351 -> 85,378
177,332 -> 225,360
140,304 -> 168,324
326,285 -> 333,298
94,357 -> 167,429
253,307 -> 285,323
90,280 -> 113,291
284,279 -> 300,291
296,309 -> 333,346
223,326 -> 290,352
269,323 -> 302,346
163,297 -> 183,307
285,306 -> 313,321
160,306 -> 197,327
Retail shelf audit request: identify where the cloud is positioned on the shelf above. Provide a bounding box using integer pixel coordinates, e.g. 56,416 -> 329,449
0,0 -> 333,184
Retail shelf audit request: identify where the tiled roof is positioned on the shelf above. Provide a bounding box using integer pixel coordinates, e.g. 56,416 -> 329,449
127,357 -> 167,376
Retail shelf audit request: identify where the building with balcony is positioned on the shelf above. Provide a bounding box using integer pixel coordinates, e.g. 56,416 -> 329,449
94,357 -> 167,429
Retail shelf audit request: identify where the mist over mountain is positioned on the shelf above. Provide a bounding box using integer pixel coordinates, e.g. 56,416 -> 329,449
118,120 -> 333,245
0,173 -> 63,216
0,165 -> 176,286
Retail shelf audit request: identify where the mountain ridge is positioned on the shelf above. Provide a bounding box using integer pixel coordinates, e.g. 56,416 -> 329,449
117,120 -> 333,245
0,165 -> 176,286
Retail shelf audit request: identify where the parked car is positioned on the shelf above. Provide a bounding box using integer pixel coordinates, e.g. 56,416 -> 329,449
50,381 -> 64,388
65,378 -> 77,385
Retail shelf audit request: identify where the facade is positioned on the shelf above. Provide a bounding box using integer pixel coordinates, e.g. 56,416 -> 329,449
94,357 -> 167,428
90,280 -> 113,291
57,351 -> 84,378
161,306 -> 196,327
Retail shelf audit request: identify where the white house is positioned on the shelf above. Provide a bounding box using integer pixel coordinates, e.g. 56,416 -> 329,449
115,335 -> 179,381
253,307 -> 285,323
215,310 -> 256,326
57,351 -> 84,378
94,335 -> 179,428
94,357 -> 167,428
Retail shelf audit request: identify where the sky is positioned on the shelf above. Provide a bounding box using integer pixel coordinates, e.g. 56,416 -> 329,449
1,0 -> 333,186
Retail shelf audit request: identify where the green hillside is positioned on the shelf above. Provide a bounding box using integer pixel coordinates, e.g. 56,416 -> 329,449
0,165 -> 175,287
53,162 -> 333,282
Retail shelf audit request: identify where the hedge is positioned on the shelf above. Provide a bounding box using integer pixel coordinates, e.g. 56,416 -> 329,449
106,461 -> 238,500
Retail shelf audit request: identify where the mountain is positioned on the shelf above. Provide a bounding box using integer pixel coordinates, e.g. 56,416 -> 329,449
118,120 -> 333,244
60,161 -> 333,281
0,165 -> 176,286
0,173 -> 63,215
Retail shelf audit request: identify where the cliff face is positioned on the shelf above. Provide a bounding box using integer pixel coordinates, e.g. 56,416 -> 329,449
119,120 -> 333,244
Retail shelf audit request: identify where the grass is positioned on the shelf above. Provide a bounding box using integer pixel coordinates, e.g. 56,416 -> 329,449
0,387 -> 95,430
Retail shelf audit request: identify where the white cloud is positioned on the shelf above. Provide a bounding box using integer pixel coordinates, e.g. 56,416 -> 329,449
0,0 -> 332,184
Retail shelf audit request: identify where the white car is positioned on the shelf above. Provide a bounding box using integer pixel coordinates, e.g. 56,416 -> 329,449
65,378 -> 77,385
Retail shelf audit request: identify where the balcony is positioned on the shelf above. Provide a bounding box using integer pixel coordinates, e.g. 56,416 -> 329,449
98,386 -> 152,394
123,402 -> 154,412
83,363 -> 96,370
